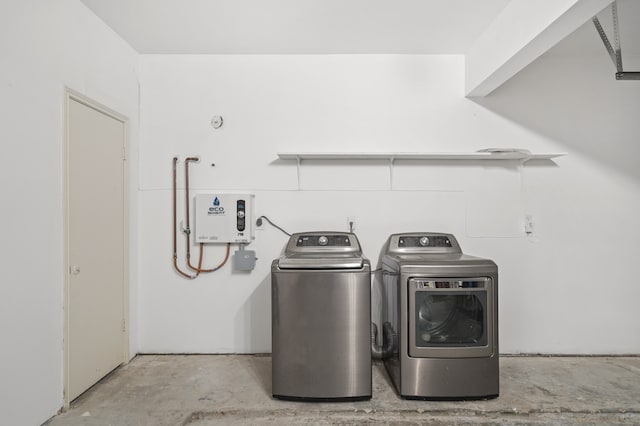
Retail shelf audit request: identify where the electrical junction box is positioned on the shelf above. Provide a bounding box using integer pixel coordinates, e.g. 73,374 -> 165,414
195,193 -> 255,244
233,248 -> 257,271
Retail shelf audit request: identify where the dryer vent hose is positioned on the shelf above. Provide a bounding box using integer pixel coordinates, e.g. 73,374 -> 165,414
371,321 -> 396,360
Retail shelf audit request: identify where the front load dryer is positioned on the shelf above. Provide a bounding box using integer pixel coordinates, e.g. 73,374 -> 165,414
271,232 -> 371,401
380,232 -> 499,400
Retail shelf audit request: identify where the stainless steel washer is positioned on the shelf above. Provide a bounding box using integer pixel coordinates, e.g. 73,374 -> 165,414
380,232 -> 499,400
271,232 -> 371,401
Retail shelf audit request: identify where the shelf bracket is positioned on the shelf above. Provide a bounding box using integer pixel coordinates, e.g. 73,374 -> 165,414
592,1 -> 640,81
389,157 -> 395,190
295,155 -> 301,190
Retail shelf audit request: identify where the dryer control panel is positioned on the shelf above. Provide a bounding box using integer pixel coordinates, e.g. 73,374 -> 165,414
398,235 -> 452,248
387,233 -> 462,254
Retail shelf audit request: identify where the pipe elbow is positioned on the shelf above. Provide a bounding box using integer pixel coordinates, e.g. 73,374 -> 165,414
371,321 -> 396,359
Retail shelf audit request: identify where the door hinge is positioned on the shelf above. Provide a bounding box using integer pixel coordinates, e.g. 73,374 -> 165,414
122,318 -> 126,332
122,146 -> 127,161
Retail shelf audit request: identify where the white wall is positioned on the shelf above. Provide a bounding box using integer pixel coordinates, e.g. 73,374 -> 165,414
138,48 -> 640,355
0,1 -> 139,424
476,51 -> 640,353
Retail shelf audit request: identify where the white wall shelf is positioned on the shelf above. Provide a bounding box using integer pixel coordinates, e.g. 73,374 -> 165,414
277,151 -> 566,189
277,151 -> 566,162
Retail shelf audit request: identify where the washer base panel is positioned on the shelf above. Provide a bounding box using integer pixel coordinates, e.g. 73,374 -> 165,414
272,395 -> 372,402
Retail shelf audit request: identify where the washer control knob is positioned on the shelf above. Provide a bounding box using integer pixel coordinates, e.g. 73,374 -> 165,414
237,210 -> 245,219
419,236 -> 430,247
318,236 -> 329,246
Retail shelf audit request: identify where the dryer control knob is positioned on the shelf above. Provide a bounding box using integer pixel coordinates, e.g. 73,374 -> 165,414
318,236 -> 329,246
419,236 -> 430,247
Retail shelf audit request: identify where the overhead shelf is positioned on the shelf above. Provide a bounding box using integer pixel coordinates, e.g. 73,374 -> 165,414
277,150 -> 566,189
277,151 -> 566,162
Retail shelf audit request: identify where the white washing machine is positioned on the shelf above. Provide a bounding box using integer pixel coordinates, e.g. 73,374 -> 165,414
380,232 -> 499,400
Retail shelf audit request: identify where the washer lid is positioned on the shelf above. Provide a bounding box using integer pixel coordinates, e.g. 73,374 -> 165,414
278,232 -> 365,269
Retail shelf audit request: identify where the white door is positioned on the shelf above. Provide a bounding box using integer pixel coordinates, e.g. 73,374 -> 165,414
65,91 -> 128,403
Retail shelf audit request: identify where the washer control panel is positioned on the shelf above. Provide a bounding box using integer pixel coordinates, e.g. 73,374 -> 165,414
285,232 -> 361,256
296,234 -> 352,247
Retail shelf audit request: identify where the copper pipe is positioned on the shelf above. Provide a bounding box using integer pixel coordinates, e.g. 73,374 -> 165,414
172,157 -> 198,279
193,242 -> 231,272
184,157 -> 230,273
190,242 -> 231,273
184,157 -> 198,268
202,242 -> 231,272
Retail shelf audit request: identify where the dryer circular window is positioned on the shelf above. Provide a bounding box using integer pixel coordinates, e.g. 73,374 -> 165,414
410,278 -> 492,357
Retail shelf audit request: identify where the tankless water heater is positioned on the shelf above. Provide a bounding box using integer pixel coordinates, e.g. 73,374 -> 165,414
195,193 -> 255,243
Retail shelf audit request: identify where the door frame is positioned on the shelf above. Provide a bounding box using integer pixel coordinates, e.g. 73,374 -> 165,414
63,88 -> 130,407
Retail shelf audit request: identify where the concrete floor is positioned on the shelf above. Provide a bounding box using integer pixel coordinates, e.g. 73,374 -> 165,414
46,355 -> 640,425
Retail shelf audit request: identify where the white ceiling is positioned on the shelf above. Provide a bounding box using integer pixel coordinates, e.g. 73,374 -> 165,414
80,0 -> 639,65
79,0 -> 511,54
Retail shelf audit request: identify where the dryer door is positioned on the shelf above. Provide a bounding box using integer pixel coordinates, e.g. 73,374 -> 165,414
408,277 -> 495,358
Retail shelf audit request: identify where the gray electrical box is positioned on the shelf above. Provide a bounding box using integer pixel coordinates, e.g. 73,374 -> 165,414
233,248 -> 257,271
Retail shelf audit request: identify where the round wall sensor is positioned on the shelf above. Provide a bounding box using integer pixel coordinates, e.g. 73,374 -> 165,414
211,115 -> 223,129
